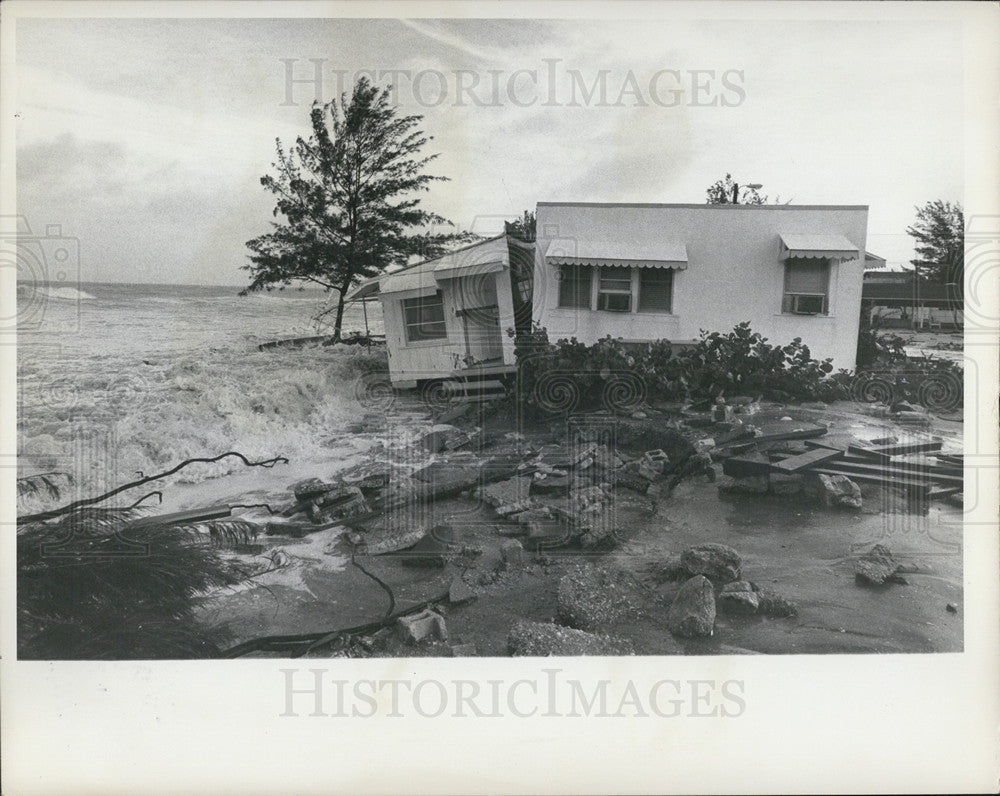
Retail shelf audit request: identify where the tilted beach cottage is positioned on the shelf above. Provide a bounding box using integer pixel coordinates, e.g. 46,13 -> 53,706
349,202 -> 871,389
347,233 -> 534,390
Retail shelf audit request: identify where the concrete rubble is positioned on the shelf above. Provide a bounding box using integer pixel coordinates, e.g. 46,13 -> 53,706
202,393 -> 957,658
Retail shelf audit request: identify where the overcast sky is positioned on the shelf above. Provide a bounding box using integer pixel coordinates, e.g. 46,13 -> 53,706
15,16 -> 963,285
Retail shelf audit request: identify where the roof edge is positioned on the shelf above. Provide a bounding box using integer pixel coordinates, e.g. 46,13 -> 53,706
537,202 -> 869,210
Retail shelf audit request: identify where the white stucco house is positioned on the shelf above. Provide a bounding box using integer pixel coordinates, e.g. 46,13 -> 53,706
533,202 -> 870,370
348,202 -> 872,388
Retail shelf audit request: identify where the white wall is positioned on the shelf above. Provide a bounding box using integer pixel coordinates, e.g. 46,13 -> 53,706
534,203 -> 869,370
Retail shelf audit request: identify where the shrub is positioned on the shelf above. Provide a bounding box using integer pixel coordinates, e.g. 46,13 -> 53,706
511,321 -> 962,415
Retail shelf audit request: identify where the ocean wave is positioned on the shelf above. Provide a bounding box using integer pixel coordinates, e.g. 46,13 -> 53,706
18,284 -> 96,301
18,343 -> 396,496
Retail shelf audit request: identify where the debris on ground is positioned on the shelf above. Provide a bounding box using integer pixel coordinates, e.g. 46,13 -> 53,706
556,565 -> 649,631
679,543 -> 743,584
806,473 -> 863,509
718,581 -> 761,615
855,543 -> 907,587
398,608 -> 449,643
507,619 -> 635,656
667,575 -> 716,637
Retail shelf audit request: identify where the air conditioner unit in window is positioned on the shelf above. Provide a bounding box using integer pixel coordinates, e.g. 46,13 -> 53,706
787,294 -> 826,315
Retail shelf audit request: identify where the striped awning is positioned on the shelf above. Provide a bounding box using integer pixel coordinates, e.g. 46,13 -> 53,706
780,234 -> 859,261
546,239 -> 687,269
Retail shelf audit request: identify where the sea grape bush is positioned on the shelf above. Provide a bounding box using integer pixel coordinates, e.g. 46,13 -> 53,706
510,321 -> 962,414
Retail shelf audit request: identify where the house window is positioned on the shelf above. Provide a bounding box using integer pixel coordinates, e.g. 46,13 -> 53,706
557,264 -> 592,308
638,268 -> 673,312
402,291 -> 447,342
597,266 -> 632,312
782,258 -> 830,315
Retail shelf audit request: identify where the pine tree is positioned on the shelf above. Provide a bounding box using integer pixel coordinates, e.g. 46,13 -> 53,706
243,78 -> 466,338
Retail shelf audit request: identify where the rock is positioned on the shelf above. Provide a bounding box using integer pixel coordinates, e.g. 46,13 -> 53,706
421,424 -> 470,453
536,443 -> 596,470
475,476 -> 533,517
400,523 -> 459,568
695,438 -> 716,453
754,588 -> 798,618
448,643 -> 477,656
946,492 -> 963,508
507,619 -> 635,656
398,609 -> 448,643
615,469 -> 652,494
410,462 -> 482,496
448,577 -> 477,604
557,565 -> 648,631
717,475 -> 769,495
364,525 -> 428,555
946,603 -> 958,614
310,486 -> 369,523
855,543 -> 904,586
435,402 -> 472,425
667,575 -> 716,638
531,473 -> 571,494
769,473 -> 804,496
500,539 -> 526,568
292,477 -> 336,502
679,543 -> 742,584
718,580 -> 760,615
808,473 -> 862,509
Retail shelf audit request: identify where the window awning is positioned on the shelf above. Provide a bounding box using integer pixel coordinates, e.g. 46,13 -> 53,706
344,277 -> 381,302
780,234 -> 859,261
434,259 -> 505,281
379,265 -> 439,296
546,239 -> 687,270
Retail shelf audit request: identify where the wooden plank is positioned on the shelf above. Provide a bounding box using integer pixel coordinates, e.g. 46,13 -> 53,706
722,453 -> 772,478
771,447 -> 843,474
810,467 -> 931,495
770,452 -> 962,485
867,440 -> 943,456
847,444 -> 893,463
126,504 -> 232,529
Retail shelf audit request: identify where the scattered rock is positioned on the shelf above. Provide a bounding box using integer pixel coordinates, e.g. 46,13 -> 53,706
679,543 -> 742,584
769,473 -> 804,496
667,575 -> 716,638
557,565 -> 648,631
946,603 -> 958,614
364,525 -> 427,555
507,619 -> 635,656
421,424 -> 471,453
309,486 -> 369,523
399,523 -> 459,568
500,539 -> 526,569
475,476 -> 533,517
718,475 -> 769,495
855,543 -> 905,586
292,477 -> 336,502
398,609 -> 448,643
754,588 -> 798,618
614,469 -> 652,494
807,473 -> 862,509
718,580 -> 760,615
448,577 -> 477,604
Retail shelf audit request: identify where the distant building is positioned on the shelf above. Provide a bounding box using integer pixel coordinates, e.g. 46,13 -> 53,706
861,267 -> 962,329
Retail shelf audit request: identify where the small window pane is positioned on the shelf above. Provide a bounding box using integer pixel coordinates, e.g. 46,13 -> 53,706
402,292 -> 447,341
638,269 -> 673,312
597,292 -> 631,312
599,266 -> 631,292
558,264 -> 591,308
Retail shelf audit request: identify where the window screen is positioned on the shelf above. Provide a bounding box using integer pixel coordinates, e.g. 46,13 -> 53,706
558,264 -> 592,309
402,291 -> 447,341
638,269 -> 673,312
782,259 -> 830,314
